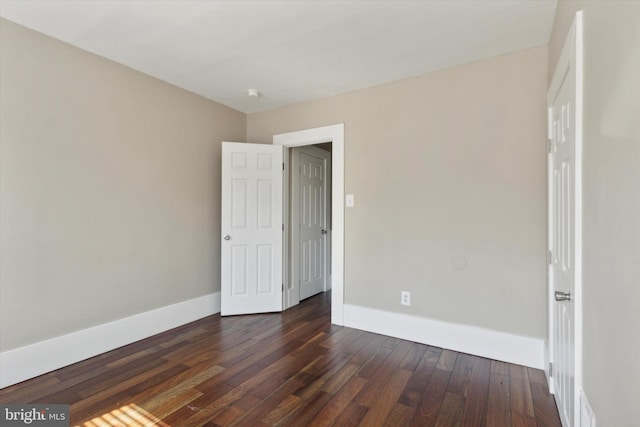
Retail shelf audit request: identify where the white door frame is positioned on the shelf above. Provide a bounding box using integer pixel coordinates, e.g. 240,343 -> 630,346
547,11 -> 583,426
274,124 -> 344,326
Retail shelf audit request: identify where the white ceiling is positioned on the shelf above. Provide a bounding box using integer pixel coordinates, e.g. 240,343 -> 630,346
0,0 -> 557,113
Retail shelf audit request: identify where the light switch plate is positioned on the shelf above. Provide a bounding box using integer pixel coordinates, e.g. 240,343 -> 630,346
346,194 -> 354,207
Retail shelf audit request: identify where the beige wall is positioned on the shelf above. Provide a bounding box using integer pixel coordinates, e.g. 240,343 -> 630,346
0,19 -> 246,351
249,46 -> 548,338
548,1 -> 640,425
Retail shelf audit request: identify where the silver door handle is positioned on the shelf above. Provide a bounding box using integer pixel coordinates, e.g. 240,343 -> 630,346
224,235 -> 231,241
555,291 -> 571,302
321,229 -> 328,235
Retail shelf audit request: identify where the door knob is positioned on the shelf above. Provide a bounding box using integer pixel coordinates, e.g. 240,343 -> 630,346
321,229 -> 328,235
224,235 -> 231,241
555,291 -> 571,302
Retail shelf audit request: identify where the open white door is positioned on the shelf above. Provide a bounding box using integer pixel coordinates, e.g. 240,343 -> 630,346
548,12 -> 582,427
292,146 -> 331,302
221,142 -> 283,316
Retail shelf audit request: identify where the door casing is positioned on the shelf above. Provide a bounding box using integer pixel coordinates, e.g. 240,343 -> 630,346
274,124 -> 345,326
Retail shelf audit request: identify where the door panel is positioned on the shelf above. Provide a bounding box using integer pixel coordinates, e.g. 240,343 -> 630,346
550,77 -> 576,427
221,142 -> 283,315
549,27 -> 579,425
289,146 -> 331,305
299,151 -> 325,300
231,245 -> 247,295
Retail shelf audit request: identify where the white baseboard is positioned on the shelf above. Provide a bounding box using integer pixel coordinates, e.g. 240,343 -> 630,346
0,292 -> 221,388
343,304 -> 544,369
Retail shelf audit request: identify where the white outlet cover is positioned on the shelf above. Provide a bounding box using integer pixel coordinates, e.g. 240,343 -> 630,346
400,291 -> 411,306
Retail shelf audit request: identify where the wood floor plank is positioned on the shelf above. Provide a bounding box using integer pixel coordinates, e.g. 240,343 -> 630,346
288,353 -> 360,422
138,365 -> 224,413
0,292 -> 561,427
225,361 -> 326,425
354,340 -> 413,406
510,364 -> 536,416
360,368 -> 412,426
261,395 -> 303,426
400,343 -> 429,371
383,402 -> 415,427
208,393 -> 261,426
491,359 -> 511,376
247,351 -> 323,400
527,366 -> 549,385
355,344 -> 394,379
436,349 -> 458,371
207,347 -> 319,422
69,363 -> 189,422
159,381 -> 234,426
460,356 -> 491,427
410,368 -> 454,426
0,373 -> 61,403
398,348 -> 440,408
349,334 -> 387,366
446,352 -> 475,396
486,371 -> 512,427
510,364 -> 537,427
307,375 -> 367,427
330,401 -> 369,426
233,384 -> 303,426
530,381 -> 563,427
143,387 -> 203,421
281,390 -> 333,427
55,352 -> 118,382
317,327 -> 360,351
194,338 -> 302,392
293,353 -> 352,399
179,393 -> 241,427
434,391 -> 465,427
320,362 -> 360,394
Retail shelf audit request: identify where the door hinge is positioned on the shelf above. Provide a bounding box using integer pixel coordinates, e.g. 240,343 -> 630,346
547,139 -> 553,154
282,223 -> 284,231
283,163 -> 285,170
548,250 -> 553,265
282,284 -> 284,291
549,362 -> 553,377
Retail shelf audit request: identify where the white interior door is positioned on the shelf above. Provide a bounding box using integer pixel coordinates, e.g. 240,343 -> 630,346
550,76 -> 575,427
221,142 -> 283,316
548,12 -> 582,427
293,146 -> 331,301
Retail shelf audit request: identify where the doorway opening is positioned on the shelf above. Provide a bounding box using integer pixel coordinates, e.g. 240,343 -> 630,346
274,124 -> 345,326
289,143 -> 332,306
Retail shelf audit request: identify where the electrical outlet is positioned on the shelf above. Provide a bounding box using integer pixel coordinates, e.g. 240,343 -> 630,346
400,291 -> 411,306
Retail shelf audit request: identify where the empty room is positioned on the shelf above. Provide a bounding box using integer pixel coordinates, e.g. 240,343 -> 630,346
0,1 -> 638,426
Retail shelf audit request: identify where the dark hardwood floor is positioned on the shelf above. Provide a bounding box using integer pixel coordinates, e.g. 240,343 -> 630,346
0,292 -> 561,426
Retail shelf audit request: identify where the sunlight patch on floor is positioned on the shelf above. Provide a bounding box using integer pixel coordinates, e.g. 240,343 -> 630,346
78,404 -> 169,427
